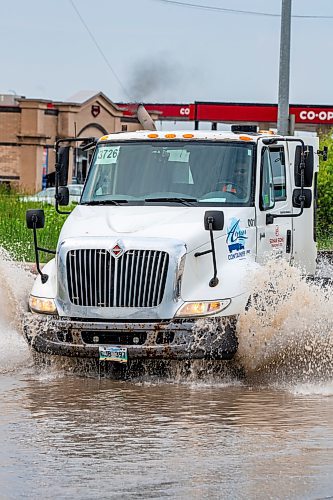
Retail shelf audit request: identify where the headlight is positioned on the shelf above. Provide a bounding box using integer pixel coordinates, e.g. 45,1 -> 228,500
175,299 -> 230,318
29,295 -> 57,315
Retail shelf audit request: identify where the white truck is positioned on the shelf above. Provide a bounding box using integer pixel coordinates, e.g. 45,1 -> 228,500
24,127 -> 326,364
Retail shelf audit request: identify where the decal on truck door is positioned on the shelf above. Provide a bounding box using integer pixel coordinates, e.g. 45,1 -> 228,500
269,225 -> 285,248
226,218 -> 251,260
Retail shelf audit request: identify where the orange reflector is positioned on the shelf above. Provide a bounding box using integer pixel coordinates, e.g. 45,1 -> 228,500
100,135 -> 109,141
259,129 -> 275,135
239,135 -> 251,141
182,133 -> 194,138
148,133 -> 159,138
165,134 -> 176,138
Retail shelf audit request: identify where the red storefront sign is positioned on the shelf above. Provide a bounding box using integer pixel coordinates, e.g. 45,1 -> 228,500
195,103 -> 333,124
291,106 -> 333,124
118,103 -> 195,120
145,103 -> 195,120
196,103 -> 277,123
118,102 -> 333,125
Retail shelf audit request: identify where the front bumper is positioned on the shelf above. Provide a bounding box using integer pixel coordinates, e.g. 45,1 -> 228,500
23,316 -> 238,361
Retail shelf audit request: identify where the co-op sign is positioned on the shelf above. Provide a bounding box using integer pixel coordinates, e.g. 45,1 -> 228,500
143,103 -> 333,124
178,105 -> 333,123
291,107 -> 333,123
179,107 -> 191,116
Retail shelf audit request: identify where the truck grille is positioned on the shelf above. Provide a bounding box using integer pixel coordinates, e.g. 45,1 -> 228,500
66,249 -> 169,308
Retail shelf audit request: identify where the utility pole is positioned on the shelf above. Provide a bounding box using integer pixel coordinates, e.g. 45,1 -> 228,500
277,0 -> 292,135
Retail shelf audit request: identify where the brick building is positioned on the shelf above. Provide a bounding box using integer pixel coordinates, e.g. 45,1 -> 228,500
0,92 -> 145,193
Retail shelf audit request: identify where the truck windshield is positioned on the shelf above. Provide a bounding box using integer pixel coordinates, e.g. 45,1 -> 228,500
81,141 -> 254,206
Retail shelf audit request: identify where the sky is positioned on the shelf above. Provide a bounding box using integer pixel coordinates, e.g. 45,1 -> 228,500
1,0 -> 333,105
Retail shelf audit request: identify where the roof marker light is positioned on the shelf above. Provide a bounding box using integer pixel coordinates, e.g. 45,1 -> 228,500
148,133 -> 159,138
183,133 -> 194,138
165,133 -> 176,138
100,135 -> 109,141
259,130 -> 275,135
239,135 -> 252,141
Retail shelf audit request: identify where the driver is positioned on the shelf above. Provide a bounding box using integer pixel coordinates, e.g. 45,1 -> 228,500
220,161 -> 249,198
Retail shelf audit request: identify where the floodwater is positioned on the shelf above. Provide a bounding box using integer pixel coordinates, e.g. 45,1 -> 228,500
0,251 -> 333,499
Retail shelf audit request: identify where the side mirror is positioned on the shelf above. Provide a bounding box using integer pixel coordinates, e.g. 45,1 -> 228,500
58,186 -> 69,206
198,211 -> 224,288
26,209 -> 45,229
294,146 -> 314,187
292,188 -> 312,208
204,211 -> 224,231
56,146 -> 70,186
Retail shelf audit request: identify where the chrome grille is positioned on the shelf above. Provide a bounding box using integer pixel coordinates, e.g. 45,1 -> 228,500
66,249 -> 169,308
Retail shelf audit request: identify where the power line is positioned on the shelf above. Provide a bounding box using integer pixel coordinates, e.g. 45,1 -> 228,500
69,0 -> 131,99
152,0 -> 333,19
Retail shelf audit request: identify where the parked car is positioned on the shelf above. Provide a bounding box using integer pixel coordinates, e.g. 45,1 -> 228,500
21,184 -> 84,205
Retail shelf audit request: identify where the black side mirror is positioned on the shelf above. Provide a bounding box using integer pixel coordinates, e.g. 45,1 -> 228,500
25,209 -> 55,283
58,186 -> 69,206
295,146 -> 314,187
204,211 -> 224,231
292,188 -> 312,208
56,146 -> 70,186
26,209 -> 45,229
197,211 -> 224,288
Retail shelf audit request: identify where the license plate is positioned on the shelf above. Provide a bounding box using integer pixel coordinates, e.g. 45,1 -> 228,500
99,346 -> 128,363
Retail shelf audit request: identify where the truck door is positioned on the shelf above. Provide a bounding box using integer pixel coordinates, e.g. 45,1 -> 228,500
256,141 -> 293,263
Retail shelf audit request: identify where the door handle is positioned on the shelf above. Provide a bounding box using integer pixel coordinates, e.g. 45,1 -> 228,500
286,230 -> 291,253
260,231 -> 265,240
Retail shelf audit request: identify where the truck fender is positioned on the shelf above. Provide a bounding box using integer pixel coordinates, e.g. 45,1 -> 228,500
30,258 -> 57,299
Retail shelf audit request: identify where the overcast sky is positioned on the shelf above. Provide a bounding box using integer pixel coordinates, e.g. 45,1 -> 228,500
1,0 -> 333,105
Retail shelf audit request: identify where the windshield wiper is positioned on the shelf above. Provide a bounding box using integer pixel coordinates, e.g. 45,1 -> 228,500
81,200 -> 129,206
145,197 -> 197,206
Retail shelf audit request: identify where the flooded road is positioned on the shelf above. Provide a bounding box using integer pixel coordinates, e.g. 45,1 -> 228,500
0,252 -> 333,499
1,370 -> 333,499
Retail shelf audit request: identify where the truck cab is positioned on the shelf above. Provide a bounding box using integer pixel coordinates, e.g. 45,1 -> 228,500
24,129 -> 319,363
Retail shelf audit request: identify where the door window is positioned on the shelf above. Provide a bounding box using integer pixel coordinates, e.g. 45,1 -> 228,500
270,147 -> 286,201
260,148 -> 275,210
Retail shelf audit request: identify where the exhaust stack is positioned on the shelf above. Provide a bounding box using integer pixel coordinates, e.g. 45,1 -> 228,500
137,104 -> 156,131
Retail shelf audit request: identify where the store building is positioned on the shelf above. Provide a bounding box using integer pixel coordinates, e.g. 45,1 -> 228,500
0,92 -> 145,193
3,92 -> 329,194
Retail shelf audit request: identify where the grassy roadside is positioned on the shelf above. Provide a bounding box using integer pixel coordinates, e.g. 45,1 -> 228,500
0,192 -> 332,263
316,233 -> 333,251
0,193 -> 69,263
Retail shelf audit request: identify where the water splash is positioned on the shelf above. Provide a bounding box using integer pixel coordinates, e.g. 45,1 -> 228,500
236,258 -> 333,384
0,248 -> 33,372
0,247 -> 332,387
290,382 -> 333,397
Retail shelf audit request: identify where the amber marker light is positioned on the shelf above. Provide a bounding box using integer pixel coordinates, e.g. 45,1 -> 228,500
99,135 -> 109,141
165,133 -> 176,138
148,133 -> 159,138
239,136 -> 252,141
182,134 -> 194,138
259,130 -> 275,135
207,301 -> 222,313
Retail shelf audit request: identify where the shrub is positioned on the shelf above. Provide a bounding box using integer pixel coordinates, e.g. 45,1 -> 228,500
317,132 -> 333,247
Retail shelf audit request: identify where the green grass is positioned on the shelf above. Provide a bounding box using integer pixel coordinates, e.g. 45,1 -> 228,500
0,193 -> 69,262
0,192 -> 332,263
317,232 -> 333,251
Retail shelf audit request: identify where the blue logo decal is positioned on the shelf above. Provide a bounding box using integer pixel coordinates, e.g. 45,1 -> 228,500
226,218 -> 250,260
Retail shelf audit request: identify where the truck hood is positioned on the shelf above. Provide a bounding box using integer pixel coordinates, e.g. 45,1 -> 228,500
59,205 -> 249,253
